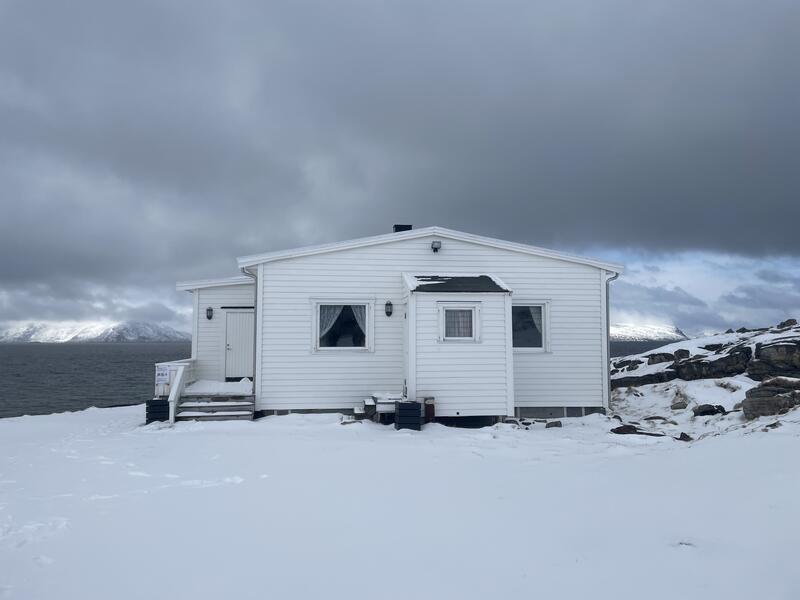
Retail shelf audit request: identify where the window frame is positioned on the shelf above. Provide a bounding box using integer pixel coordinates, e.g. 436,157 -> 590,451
311,299 -> 374,352
437,302 -> 481,343
511,300 -> 550,352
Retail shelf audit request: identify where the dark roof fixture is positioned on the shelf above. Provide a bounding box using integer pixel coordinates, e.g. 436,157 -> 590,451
393,224 -> 413,233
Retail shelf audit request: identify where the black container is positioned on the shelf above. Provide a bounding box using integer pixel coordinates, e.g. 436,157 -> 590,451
146,398 -> 170,424
395,401 -> 423,430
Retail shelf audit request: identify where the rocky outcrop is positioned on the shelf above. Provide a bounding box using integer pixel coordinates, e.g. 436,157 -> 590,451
673,347 -> 752,381
611,369 -> 677,390
692,404 -> 726,417
741,377 -> 800,419
646,352 -> 674,365
747,343 -> 800,380
612,320 -> 800,389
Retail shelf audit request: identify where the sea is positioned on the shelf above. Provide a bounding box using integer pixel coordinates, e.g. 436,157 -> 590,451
0,340 -> 656,418
0,342 -> 190,418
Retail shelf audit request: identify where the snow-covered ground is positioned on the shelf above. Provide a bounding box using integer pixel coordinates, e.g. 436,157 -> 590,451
1,405 -> 799,600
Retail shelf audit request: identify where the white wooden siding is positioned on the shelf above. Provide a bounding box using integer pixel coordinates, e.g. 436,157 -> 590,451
414,293 -> 509,416
194,283 -> 255,381
258,234 -> 605,412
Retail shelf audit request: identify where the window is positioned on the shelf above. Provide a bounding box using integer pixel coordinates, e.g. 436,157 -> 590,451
439,303 -> 480,342
317,304 -> 368,348
512,304 -> 545,349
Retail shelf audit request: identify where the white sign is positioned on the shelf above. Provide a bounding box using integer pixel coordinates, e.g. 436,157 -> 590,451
155,366 -> 171,385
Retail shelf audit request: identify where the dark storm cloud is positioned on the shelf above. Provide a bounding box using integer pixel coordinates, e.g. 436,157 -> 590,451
0,0 -> 798,326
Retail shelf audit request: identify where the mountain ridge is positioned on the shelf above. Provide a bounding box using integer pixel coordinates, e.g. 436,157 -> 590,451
0,320 -> 190,343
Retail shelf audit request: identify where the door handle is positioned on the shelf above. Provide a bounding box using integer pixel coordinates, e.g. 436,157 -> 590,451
226,344 -> 231,350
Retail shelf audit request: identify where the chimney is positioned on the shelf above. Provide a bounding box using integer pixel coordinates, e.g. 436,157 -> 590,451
393,224 -> 413,233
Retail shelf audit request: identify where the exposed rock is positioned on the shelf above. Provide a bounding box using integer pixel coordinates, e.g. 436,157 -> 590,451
614,358 -> 643,369
747,342 -> 800,380
674,347 -> 752,381
692,404 -> 726,417
644,416 -> 678,425
674,349 -> 691,361
675,432 -> 693,442
611,369 -> 677,390
764,421 -> 782,429
610,424 -> 638,435
545,420 -> 562,428
670,399 -> 688,410
646,352 -> 675,365
777,318 -> 797,329
725,328 -> 735,334
736,327 -> 749,333
742,384 -> 800,419
701,343 -> 725,352
733,402 -> 743,411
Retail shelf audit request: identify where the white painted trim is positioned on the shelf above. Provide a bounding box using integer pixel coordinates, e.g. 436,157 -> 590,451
237,226 -> 624,273
191,291 -> 199,359
504,293 -> 515,417
407,293 -> 417,402
176,275 -> 252,292
437,302 -> 481,342
310,298 -> 375,352
600,270 -> 610,409
255,264 -> 264,408
510,299 -> 551,352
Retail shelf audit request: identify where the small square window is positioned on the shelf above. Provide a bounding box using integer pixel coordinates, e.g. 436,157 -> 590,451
439,303 -> 479,342
445,309 -> 474,338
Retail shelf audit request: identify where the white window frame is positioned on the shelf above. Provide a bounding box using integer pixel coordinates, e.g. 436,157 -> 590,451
438,302 -> 481,343
311,299 -> 374,352
511,300 -> 551,352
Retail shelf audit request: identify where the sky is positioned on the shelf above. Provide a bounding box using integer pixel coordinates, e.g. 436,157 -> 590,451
1,0 -> 799,335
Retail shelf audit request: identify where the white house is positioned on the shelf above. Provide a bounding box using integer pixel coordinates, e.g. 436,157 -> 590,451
156,226 -> 622,423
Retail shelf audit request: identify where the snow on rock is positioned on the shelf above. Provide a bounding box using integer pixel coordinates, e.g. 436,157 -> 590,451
611,320 -> 800,389
0,320 -> 190,343
1,404 -> 799,599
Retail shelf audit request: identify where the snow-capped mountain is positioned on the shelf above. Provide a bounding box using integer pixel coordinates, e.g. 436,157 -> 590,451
610,323 -> 688,343
0,321 -> 190,343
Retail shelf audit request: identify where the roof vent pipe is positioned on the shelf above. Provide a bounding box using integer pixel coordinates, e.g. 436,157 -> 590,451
393,224 -> 413,233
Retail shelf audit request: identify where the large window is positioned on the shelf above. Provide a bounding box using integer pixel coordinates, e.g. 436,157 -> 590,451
512,304 -> 545,348
438,303 -> 480,342
317,304 -> 368,348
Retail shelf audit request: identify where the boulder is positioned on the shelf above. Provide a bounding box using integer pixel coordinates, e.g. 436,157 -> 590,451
545,420 -> 562,428
670,399 -> 688,410
742,384 -> 800,419
777,318 -> 797,329
675,432 -> 693,442
747,342 -> 800,380
610,424 -> 638,435
701,343 -> 725,352
674,347 -> 752,381
692,404 -> 726,417
674,349 -> 691,361
614,358 -> 643,369
646,352 -> 675,365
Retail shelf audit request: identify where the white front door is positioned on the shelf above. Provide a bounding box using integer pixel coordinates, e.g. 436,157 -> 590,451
225,310 -> 254,380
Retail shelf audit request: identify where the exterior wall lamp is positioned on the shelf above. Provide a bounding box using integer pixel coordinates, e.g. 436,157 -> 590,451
385,301 -> 393,317
431,240 -> 442,253
206,307 -> 214,320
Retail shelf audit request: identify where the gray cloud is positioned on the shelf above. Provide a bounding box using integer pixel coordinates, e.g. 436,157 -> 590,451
0,0 -> 798,329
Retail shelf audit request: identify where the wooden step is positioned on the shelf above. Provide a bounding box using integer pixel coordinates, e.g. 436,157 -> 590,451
176,410 -> 253,422
180,394 -> 255,401
179,401 -> 254,412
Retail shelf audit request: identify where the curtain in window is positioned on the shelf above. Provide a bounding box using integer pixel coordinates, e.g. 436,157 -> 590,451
319,305 -> 344,338
529,306 -> 543,335
445,309 -> 473,337
351,304 -> 367,335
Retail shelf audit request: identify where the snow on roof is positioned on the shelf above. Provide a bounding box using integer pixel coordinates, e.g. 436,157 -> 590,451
403,274 -> 511,293
236,226 -> 624,273
176,275 -> 253,292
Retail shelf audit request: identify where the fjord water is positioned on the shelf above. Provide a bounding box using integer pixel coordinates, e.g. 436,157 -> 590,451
0,342 -> 190,418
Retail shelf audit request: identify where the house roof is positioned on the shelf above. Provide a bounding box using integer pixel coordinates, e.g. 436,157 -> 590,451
237,226 -> 624,273
404,274 -> 511,293
175,275 -> 253,292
